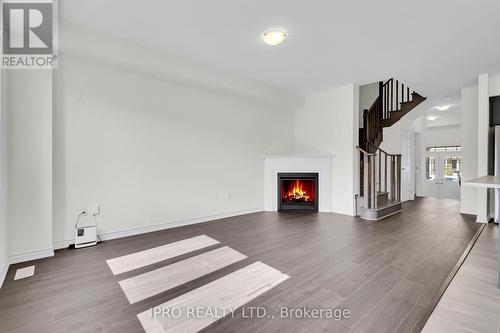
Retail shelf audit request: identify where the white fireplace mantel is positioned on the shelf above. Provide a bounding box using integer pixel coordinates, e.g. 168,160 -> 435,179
264,155 -> 334,212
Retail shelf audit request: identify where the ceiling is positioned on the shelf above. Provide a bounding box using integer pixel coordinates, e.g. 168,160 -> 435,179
61,0 -> 500,101
422,96 -> 462,126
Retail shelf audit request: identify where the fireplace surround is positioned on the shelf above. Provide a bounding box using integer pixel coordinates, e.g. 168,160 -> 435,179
278,173 -> 319,212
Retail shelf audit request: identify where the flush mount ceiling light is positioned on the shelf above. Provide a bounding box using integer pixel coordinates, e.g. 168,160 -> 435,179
426,115 -> 438,121
261,29 -> 287,46
436,104 -> 451,111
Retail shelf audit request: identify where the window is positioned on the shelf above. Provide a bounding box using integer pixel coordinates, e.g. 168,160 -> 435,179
426,157 -> 436,181
443,157 -> 461,182
426,145 -> 462,153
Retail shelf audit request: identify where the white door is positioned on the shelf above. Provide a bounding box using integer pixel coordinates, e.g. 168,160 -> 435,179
401,129 -> 414,202
425,151 -> 461,200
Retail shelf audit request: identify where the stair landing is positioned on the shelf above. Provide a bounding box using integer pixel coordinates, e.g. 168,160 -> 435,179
356,197 -> 402,221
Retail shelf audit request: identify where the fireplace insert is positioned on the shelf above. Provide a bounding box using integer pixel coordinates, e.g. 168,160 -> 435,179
278,173 -> 318,212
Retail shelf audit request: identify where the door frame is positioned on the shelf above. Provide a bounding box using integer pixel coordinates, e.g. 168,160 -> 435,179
414,132 -> 422,197
424,149 -> 462,199
401,128 -> 415,202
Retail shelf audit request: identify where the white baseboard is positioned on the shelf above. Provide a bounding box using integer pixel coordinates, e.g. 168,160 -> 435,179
460,208 -> 477,215
53,239 -> 74,250
475,213 -> 493,224
0,262 -> 8,288
53,207 -> 264,250
8,248 -> 54,265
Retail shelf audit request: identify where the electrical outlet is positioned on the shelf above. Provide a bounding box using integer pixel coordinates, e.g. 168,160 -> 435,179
227,192 -> 232,200
214,192 -> 219,200
88,204 -> 100,216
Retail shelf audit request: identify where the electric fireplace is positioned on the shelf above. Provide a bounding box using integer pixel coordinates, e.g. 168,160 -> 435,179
278,173 -> 319,212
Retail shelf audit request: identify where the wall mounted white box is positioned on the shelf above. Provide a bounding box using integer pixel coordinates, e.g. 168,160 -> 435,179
75,226 -> 97,248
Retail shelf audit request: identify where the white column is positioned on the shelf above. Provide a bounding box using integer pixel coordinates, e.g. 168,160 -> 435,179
460,87 -> 478,215
6,71 -> 54,260
476,74 -> 489,223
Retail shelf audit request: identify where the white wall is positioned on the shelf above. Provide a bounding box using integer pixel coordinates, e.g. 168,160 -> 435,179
425,114 -> 461,128
52,53 -> 296,245
460,86 -> 478,214
422,125 -> 462,147
359,82 -> 378,127
490,73 -> 500,97
294,84 -> 359,215
5,71 -> 54,262
476,74 -> 489,222
380,122 -> 403,154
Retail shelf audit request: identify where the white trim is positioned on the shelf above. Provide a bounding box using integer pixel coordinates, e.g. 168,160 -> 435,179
460,208 -> 477,215
475,213 -> 493,224
8,248 -> 54,265
361,209 -> 402,221
53,207 -> 263,249
53,239 -> 74,250
0,262 -> 8,288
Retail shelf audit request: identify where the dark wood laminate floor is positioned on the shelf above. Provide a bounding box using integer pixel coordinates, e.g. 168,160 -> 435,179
0,197 -> 480,333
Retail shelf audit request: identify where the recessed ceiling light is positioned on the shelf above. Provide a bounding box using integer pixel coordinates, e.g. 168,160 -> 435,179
436,105 -> 451,111
262,29 -> 287,46
426,115 -> 438,121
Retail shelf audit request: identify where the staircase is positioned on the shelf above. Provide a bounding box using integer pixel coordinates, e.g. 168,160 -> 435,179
357,79 -> 426,221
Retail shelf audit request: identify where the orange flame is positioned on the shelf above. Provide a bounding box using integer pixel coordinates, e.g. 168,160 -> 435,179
286,180 -> 311,201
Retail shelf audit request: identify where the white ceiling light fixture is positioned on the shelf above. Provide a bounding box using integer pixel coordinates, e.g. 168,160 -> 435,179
261,29 -> 287,46
436,104 -> 451,111
426,115 -> 438,121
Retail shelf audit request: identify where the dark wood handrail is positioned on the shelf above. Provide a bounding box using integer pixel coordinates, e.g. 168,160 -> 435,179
366,141 -> 401,157
356,146 -> 377,156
